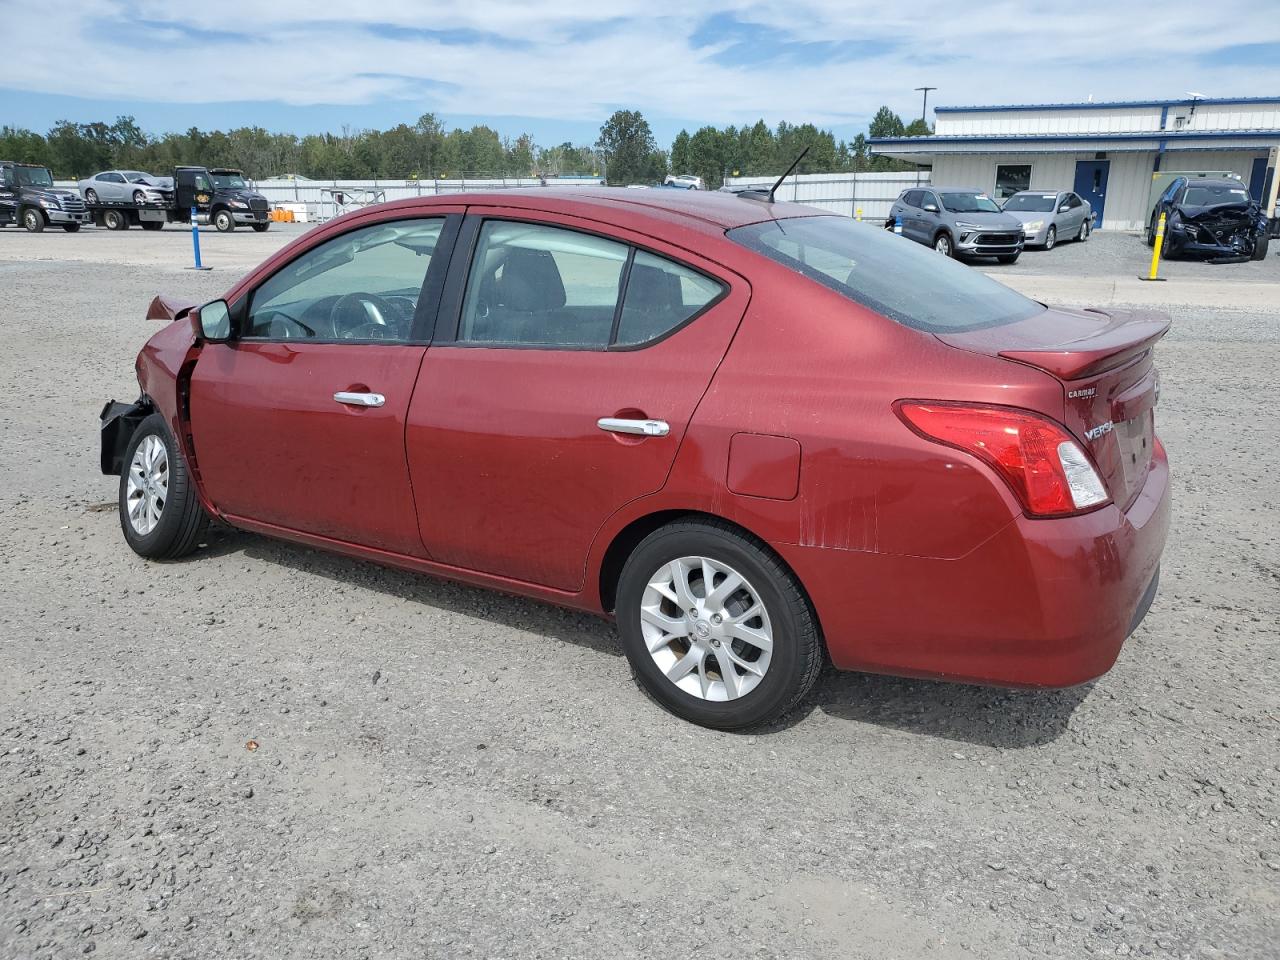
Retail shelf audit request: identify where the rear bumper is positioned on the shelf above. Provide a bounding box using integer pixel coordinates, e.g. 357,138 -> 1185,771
779,444 -> 1171,688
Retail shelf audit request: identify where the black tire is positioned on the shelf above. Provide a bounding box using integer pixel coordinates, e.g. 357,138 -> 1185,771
118,413 -> 208,560
1077,219 -> 1091,242
103,210 -> 129,231
616,520 -> 823,730
1043,225 -> 1056,250
140,220 -> 164,231
132,190 -> 146,205
22,208 -> 45,233
62,223 -> 81,233
251,222 -> 270,232
933,232 -> 954,257
1146,215 -> 1157,247
213,209 -> 235,232
84,189 -> 99,204
997,253 -> 1020,264
1251,232 -> 1269,261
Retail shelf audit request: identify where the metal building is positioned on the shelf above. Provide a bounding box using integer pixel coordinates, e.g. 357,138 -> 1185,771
870,96 -> 1280,231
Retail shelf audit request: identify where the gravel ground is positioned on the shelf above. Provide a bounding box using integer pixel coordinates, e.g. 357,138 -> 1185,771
1,225 -> 1278,960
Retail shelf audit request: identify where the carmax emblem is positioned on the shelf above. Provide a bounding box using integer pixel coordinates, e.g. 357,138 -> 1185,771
1084,421 -> 1114,441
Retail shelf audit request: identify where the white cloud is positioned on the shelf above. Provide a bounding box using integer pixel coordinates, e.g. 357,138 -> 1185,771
2,0 -> 1278,130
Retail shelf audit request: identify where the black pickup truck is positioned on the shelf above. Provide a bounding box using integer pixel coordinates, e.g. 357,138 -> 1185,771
0,161 -> 91,232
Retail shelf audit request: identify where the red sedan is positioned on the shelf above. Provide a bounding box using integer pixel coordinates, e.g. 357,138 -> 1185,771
101,190 -> 1170,729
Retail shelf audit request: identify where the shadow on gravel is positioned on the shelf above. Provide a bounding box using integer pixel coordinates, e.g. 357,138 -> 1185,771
810,670 -> 1093,748
199,526 -> 622,659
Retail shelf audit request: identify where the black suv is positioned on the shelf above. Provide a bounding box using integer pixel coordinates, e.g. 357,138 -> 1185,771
0,161 -> 91,232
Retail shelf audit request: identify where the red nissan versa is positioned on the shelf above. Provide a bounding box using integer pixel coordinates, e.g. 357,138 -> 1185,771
100,190 -> 1170,729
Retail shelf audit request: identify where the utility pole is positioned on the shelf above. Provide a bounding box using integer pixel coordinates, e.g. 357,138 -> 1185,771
914,86 -> 937,127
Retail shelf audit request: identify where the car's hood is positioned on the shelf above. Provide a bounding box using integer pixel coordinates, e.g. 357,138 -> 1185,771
29,188 -> 78,202
217,188 -> 266,201
1002,210 -> 1055,225
947,210 -> 1022,228
1179,201 -> 1256,222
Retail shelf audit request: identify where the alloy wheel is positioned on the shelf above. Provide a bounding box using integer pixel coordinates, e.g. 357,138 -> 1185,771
640,556 -> 773,701
1045,226 -> 1056,250
125,435 -> 169,536
934,234 -> 952,257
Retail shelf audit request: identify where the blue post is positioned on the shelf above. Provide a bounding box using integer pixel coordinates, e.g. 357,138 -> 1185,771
894,215 -> 904,235
187,205 -> 211,271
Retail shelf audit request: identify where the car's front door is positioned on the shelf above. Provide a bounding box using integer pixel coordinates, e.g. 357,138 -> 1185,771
405,211 -> 749,591
99,172 -> 126,201
187,211 -> 462,554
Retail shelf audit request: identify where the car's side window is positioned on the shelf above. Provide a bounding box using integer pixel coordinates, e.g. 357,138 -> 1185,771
902,191 -> 921,208
920,191 -> 938,209
244,218 -> 446,342
458,221 -> 628,348
1066,194 -> 1082,209
614,251 -> 724,347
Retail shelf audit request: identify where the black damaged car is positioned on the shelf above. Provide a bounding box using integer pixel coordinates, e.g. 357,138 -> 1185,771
1147,177 -> 1269,263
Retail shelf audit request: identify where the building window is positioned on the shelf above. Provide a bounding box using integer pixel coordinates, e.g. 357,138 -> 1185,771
995,164 -> 1032,200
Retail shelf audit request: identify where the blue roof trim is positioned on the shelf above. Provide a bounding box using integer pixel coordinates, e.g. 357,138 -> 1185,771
935,96 -> 1280,113
871,130 -> 1280,145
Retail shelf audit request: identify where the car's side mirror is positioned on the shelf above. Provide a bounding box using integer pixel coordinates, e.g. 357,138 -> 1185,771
1059,204 -> 1071,213
923,203 -> 939,213
196,299 -> 232,341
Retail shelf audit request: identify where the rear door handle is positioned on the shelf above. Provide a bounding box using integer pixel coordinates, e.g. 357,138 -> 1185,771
597,417 -> 670,437
334,391 -> 385,408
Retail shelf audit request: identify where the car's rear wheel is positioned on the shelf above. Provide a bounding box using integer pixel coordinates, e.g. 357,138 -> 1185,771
84,189 -> 99,204
1043,226 -> 1056,250
118,414 -> 208,560
616,520 -> 823,730
22,208 -> 45,233
213,209 -> 235,232
933,232 -> 953,257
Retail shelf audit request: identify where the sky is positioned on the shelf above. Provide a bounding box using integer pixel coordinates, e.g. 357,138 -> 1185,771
2,1 -> 1279,147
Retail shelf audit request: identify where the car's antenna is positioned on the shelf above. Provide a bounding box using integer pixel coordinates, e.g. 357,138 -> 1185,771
768,147 -> 810,203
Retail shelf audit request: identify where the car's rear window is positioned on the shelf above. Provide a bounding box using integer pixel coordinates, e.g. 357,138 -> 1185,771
727,215 -> 1044,333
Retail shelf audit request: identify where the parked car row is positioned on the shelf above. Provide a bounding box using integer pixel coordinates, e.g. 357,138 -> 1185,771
0,161 -> 271,233
886,187 -> 1095,262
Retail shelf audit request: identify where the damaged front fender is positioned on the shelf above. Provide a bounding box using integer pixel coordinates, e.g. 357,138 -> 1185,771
100,397 -> 152,475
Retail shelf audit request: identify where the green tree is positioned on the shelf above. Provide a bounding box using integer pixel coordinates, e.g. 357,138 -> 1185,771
669,130 -> 691,175
903,118 -> 932,137
868,106 -> 906,140
595,109 -> 657,184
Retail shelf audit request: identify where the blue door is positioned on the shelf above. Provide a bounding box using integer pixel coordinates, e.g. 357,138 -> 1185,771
1249,156 -> 1268,202
1073,160 -> 1110,228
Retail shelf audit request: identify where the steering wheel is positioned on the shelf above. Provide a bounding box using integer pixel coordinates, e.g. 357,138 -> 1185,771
329,292 -> 402,339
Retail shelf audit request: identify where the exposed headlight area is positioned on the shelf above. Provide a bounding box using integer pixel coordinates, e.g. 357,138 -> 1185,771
1022,220 -> 1044,233
39,197 -> 61,209
229,199 -> 249,209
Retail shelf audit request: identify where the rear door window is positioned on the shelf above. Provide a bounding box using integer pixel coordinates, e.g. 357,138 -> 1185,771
614,251 -> 724,347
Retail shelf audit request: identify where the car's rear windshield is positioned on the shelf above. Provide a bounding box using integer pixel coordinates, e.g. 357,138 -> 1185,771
938,192 -> 1002,213
727,215 -> 1043,333
1003,193 -> 1057,212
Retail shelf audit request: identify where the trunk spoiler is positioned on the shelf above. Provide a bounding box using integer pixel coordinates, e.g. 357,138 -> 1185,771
146,295 -> 198,323
997,310 -> 1171,380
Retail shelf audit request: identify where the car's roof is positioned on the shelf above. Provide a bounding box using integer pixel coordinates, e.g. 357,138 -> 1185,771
383,187 -> 828,235
1180,178 -> 1246,188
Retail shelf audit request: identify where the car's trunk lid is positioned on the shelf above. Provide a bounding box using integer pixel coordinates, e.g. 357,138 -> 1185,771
936,306 -> 1170,507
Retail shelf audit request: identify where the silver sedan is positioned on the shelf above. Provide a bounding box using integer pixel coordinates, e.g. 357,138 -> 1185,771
1001,190 -> 1094,249
77,170 -> 166,205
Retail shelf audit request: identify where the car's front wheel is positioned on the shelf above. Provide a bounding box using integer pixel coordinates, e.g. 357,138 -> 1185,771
22,208 -> 45,232
213,209 -> 235,232
616,520 -> 823,730
119,414 -> 208,560
933,232 -> 953,257
1043,226 -> 1057,250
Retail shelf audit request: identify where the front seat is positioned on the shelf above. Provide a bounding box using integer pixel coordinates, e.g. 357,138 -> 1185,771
494,247 -> 566,343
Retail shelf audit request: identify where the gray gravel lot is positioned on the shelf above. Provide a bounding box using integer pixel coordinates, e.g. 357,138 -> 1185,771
1,224 -> 1278,960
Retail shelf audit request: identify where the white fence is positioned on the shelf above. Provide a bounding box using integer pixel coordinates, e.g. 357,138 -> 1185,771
724,171 -> 930,221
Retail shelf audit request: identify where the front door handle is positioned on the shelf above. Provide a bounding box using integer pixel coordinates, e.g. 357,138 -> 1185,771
597,417 -> 670,437
334,391 -> 385,408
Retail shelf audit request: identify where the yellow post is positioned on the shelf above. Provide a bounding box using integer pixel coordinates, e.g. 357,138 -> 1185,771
856,206 -> 863,221
1142,213 -> 1167,281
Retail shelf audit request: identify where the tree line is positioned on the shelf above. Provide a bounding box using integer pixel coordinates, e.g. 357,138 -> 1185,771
0,106 -> 928,186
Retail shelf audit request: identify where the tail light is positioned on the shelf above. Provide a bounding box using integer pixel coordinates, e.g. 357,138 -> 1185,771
896,402 -> 1110,517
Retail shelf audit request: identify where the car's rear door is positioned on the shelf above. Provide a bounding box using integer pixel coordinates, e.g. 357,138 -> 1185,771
404,208 -> 749,591
186,208 -> 463,555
